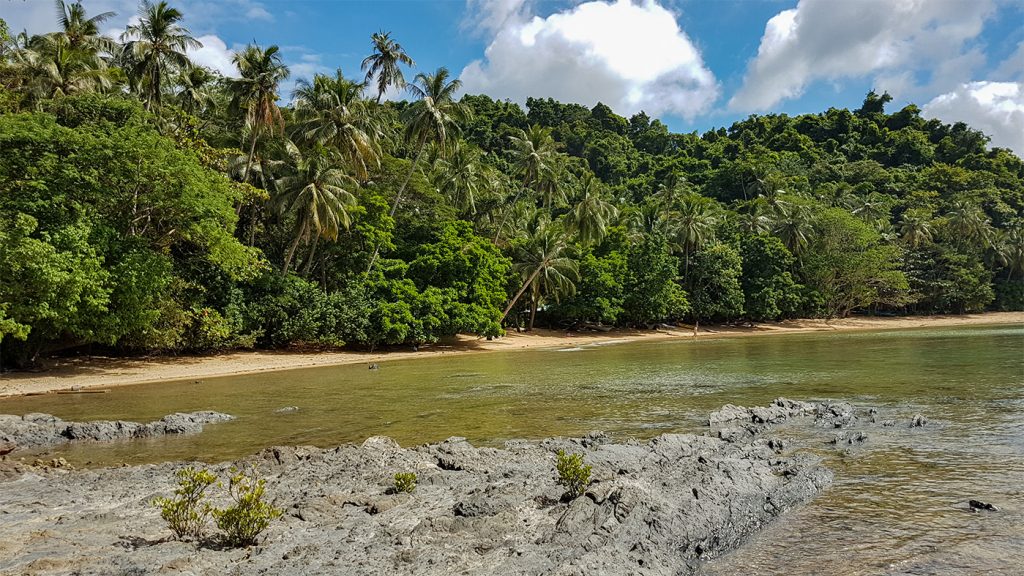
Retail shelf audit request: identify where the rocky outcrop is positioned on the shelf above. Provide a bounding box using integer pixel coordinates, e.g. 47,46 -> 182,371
0,411 -> 234,452
0,420 -> 831,575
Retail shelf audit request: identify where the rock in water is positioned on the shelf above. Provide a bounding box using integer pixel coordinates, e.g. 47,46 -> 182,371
969,499 -> 998,512
0,411 -> 234,451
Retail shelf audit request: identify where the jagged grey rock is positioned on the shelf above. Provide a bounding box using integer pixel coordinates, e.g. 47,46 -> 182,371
0,411 -> 234,452
0,422 -> 831,576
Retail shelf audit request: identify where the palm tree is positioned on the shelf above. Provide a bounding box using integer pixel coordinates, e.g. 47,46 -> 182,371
848,193 -> 890,224
291,69 -> 381,181
432,139 -> 485,217
53,0 -> 117,54
946,200 -> 992,248
121,0 -> 201,110
626,200 -> 675,245
367,67 -> 468,272
494,125 -> 559,242
230,44 -> 289,185
360,31 -> 415,104
999,226 -> 1024,280
274,142 -> 359,275
174,64 -> 214,114
502,220 -> 579,330
674,195 -> 719,278
772,202 -> 814,256
568,173 -> 618,246
736,199 -> 772,235
16,33 -> 115,99
898,209 -> 934,248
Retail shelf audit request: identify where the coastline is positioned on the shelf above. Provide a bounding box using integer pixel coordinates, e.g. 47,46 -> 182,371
2,311 -> 1021,398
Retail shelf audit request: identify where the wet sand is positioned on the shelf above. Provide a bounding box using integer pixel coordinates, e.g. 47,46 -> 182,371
2,312 -> 1021,398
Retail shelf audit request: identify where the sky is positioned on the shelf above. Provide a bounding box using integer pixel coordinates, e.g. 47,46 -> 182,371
4,0 -> 1024,155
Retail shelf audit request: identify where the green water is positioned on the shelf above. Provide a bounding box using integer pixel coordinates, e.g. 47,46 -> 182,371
3,324 -> 1023,574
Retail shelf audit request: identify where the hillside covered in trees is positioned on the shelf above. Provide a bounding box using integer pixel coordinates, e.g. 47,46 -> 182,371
1,2 -> 1022,367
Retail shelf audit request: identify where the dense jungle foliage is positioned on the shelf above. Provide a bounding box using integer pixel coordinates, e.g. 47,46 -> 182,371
1,3 -> 1022,367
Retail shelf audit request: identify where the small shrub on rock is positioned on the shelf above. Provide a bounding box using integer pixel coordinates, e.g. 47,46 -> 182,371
212,466 -> 283,547
393,472 -> 417,494
152,466 -> 217,539
555,450 -> 592,499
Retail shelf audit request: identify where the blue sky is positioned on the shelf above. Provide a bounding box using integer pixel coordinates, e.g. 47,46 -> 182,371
5,0 -> 1024,152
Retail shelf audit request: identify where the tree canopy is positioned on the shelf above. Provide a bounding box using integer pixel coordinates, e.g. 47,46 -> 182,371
1,5 -> 1021,367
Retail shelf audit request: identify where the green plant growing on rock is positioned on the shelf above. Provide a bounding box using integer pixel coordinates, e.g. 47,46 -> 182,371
555,450 -> 592,499
393,472 -> 417,494
152,466 -> 217,539
211,466 -> 283,547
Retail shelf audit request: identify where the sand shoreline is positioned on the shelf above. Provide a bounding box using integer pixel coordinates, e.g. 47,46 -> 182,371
1,312 -> 1021,398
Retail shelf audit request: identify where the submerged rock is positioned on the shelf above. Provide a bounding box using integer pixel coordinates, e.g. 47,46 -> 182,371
0,425 -> 831,575
969,499 -> 998,512
0,411 -> 234,452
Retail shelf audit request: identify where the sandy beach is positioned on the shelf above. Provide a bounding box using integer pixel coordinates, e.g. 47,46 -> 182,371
1,312 -> 1021,398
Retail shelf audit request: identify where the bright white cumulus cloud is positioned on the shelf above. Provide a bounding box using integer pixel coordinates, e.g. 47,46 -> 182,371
923,82 -> 1024,157
730,0 -> 995,112
188,35 -> 239,78
460,0 -> 719,120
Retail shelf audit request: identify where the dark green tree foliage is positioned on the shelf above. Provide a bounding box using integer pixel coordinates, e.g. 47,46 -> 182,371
687,244 -> 745,322
801,210 -> 910,317
621,233 -> 689,326
740,235 -> 802,321
2,6 -> 1022,363
0,97 -> 256,363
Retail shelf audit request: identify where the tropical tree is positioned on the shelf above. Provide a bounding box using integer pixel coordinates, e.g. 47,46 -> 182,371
230,43 -> 289,184
495,124 -> 559,242
432,139 -> 485,217
673,194 -> 719,278
898,209 -> 934,248
274,141 -> 359,275
360,31 -> 414,104
946,200 -> 992,248
502,220 -> 579,330
53,0 -> 117,54
568,173 -> 618,246
291,69 -> 381,181
120,0 -> 200,110
367,67 -> 468,272
14,33 -> 115,100
772,202 -> 815,257
174,64 -> 214,114
736,199 -> 772,235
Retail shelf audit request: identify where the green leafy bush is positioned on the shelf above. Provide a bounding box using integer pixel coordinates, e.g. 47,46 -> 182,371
211,466 -> 283,547
393,472 -> 417,494
555,450 -> 592,499
152,466 -> 217,539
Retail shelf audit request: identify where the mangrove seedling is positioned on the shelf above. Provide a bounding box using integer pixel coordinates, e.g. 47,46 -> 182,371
393,472 -> 417,494
152,466 -> 217,539
212,466 -> 283,547
555,449 -> 592,499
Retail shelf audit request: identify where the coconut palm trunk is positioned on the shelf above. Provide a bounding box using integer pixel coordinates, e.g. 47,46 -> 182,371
500,264 -> 544,323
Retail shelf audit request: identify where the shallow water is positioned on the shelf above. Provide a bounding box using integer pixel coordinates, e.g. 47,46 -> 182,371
3,324 -> 1023,574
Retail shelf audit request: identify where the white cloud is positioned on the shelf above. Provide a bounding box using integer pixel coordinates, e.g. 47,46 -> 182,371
923,81 -> 1024,156
993,41 -> 1024,82
188,35 -> 240,78
245,5 -> 274,22
459,0 -> 719,120
730,0 -> 996,112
